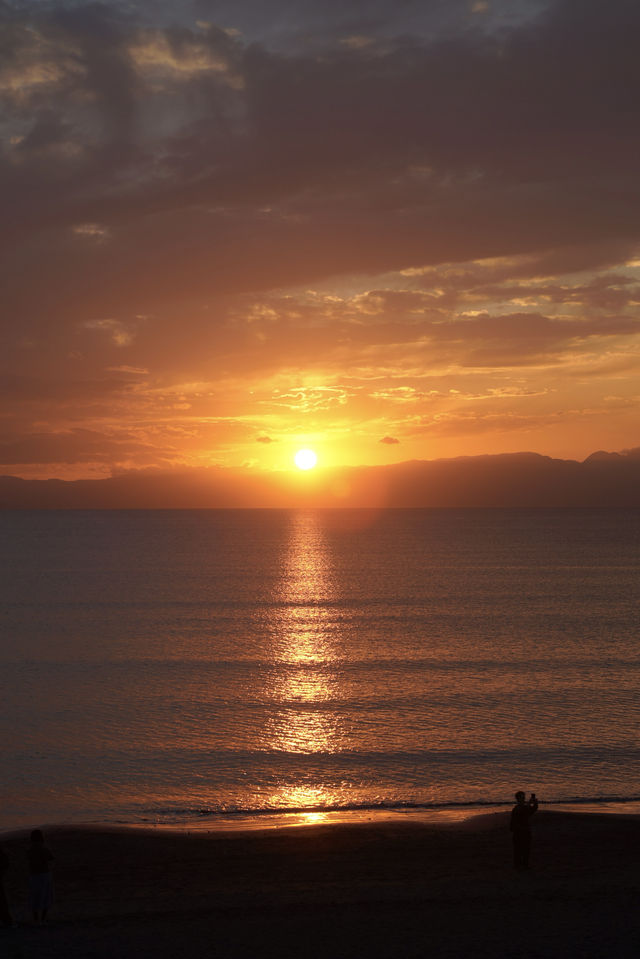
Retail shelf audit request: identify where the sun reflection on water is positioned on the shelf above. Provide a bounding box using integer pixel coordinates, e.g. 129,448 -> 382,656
262,785 -> 334,819
262,512 -> 345,798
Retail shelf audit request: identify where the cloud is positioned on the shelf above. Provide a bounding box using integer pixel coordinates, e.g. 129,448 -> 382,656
1,0 -> 639,475
0,427 -> 165,468
3,0 -> 640,325
380,435 -> 399,444
84,318 -> 137,347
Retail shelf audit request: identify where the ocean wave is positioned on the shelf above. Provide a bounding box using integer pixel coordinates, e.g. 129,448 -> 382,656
138,794 -> 640,822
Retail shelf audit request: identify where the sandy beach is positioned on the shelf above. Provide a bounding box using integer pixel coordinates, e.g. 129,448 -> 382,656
2,811 -> 639,958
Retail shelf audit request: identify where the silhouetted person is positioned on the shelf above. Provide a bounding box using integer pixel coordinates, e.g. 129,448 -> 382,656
27,830 -> 54,924
0,844 -> 15,927
510,791 -> 538,870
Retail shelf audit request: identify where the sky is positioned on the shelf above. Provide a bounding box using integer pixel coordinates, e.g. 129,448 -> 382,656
1,0 -> 639,482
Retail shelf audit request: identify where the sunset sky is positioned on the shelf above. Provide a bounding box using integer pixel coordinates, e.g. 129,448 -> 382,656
2,0 -> 639,481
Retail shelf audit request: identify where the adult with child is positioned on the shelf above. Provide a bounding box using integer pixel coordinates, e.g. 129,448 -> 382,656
510,790 -> 538,870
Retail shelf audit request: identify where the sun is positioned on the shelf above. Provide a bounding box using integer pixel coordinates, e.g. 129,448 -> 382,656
294,448 -> 318,470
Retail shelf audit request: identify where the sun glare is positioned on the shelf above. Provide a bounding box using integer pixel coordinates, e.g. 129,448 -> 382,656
294,448 -> 318,470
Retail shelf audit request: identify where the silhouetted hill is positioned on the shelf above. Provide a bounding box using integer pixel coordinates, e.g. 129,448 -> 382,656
1,448 -> 640,508
373,450 -> 640,507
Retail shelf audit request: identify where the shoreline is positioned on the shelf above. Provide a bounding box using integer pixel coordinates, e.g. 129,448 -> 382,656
2,809 -> 640,957
4,797 -> 640,840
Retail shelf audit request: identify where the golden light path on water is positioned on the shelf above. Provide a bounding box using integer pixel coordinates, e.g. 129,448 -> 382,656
262,510 -> 343,819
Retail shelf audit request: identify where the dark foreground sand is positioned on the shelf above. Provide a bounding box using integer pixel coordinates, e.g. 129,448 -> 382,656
2,811 -> 640,958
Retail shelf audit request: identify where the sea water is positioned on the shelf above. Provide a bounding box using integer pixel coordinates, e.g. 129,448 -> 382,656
1,508 -> 639,830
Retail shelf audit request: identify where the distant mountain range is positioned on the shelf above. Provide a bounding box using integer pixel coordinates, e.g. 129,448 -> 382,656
2,448 -> 640,508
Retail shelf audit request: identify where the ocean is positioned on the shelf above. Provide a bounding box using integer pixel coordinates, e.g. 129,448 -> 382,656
1,508 -> 639,831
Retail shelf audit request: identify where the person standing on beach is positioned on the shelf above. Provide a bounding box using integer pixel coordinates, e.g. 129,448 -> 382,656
0,843 -> 15,928
510,791 -> 538,870
27,830 -> 54,925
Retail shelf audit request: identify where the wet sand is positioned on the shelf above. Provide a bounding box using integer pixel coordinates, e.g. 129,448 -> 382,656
2,811 -> 640,958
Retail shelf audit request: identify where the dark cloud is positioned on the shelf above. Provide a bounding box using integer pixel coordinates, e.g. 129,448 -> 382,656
190,0 -> 546,53
0,427 -> 164,467
2,0 -> 640,335
380,435 -> 399,444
